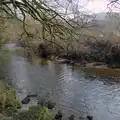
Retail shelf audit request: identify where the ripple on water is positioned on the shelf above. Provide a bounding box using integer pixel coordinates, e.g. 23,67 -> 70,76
3,43 -> 120,120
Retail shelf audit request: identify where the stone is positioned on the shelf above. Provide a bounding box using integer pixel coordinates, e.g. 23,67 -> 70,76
47,101 -> 56,109
86,115 -> 93,120
55,110 -> 62,120
69,115 -> 75,120
21,95 -> 30,104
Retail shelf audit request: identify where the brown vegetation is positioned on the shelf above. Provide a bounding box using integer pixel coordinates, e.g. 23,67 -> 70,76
18,32 -> 120,68
0,0 -> 120,69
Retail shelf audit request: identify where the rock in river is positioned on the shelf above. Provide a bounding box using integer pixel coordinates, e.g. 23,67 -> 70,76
55,110 -> 62,120
21,94 -> 37,104
21,95 -> 30,104
86,115 -> 93,120
69,115 -> 75,120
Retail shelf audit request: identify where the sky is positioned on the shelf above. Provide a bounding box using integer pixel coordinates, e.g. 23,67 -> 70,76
54,0 -> 118,14
84,0 -> 108,13
17,0 -> 120,14
83,0 -> 120,13
68,0 -> 120,13
51,0 -> 109,15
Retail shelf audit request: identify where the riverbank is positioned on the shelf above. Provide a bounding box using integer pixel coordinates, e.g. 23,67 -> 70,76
0,81 -> 54,120
0,81 -> 92,120
2,43 -> 120,120
0,81 -> 20,119
18,38 -> 120,69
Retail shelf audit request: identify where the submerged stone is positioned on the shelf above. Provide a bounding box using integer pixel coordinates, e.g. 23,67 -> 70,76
69,115 -> 75,120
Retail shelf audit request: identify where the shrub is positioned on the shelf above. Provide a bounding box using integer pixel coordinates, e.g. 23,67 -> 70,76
83,39 -> 120,65
0,114 -> 12,120
0,85 -> 21,116
15,106 -> 53,120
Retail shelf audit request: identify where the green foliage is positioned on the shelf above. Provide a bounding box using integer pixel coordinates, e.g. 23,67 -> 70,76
0,35 -> 4,48
15,106 -> 53,120
0,82 -> 53,120
0,85 -> 21,116
0,114 -> 12,120
0,17 -> 10,64
37,98 -> 55,110
0,49 -> 10,65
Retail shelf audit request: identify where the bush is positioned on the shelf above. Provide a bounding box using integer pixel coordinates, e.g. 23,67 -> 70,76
0,84 -> 21,116
0,83 -> 54,120
0,114 -> 12,120
15,106 -> 53,120
82,39 -> 120,65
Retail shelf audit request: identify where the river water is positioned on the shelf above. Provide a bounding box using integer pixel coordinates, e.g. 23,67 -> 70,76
2,43 -> 120,120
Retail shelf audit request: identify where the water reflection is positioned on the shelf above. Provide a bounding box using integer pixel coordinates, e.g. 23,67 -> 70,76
2,44 -> 120,120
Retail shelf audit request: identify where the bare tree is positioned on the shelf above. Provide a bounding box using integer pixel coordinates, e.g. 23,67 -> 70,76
0,0 -> 96,40
107,0 -> 120,11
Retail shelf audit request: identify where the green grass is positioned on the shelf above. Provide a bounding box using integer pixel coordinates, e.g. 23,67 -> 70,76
0,82 -> 21,116
15,106 -> 53,120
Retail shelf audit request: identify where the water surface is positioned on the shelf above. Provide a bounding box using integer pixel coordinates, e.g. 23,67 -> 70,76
2,43 -> 120,120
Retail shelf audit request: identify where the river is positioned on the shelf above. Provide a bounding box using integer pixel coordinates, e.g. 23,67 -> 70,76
1,43 -> 120,120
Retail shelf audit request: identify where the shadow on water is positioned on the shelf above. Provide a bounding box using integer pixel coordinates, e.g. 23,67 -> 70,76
2,43 -> 120,120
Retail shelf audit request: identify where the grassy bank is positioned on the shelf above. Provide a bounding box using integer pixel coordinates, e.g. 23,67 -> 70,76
0,81 -> 20,118
0,82 -> 54,120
